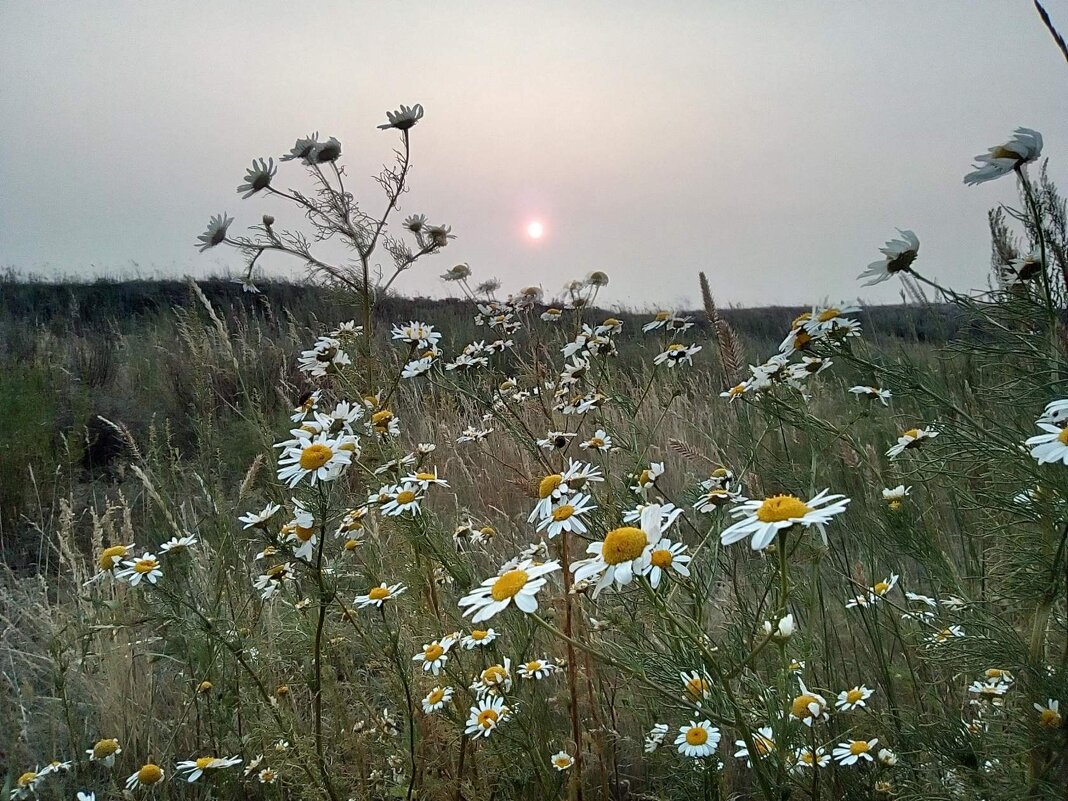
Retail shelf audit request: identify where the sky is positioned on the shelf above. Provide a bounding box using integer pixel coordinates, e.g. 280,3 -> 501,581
2,1 -> 1067,309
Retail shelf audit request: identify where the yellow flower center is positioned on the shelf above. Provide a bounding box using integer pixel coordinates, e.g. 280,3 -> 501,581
344,539 -> 360,551
295,525 -> 314,542
98,545 -> 127,569
685,727 -> 708,746
299,443 -> 333,470
793,331 -> 812,348
553,756 -> 571,768
654,311 -> 669,321
1040,708 -> 1062,727
874,581 -> 890,595
685,676 -> 710,698
17,773 -> 37,788
372,409 -> 393,424
423,644 -> 444,662
753,735 -> 774,756
415,472 -> 436,481
368,586 -> 390,601
490,569 -> 529,601
638,469 -> 651,486
396,490 -> 417,505
792,694 -> 820,718
650,546 -> 673,569
427,688 -> 445,705
902,428 -> 921,439
791,312 -> 812,328
992,145 -> 1023,160
197,680 -> 213,693
817,307 -> 841,322
133,558 -> 158,574
552,504 -> 575,521
538,474 -> 563,499
94,738 -> 120,757
195,756 -> 215,770
849,741 -> 870,756
470,629 -> 488,641
728,384 -> 746,397
138,764 -> 163,785
589,437 -> 605,448
601,527 -> 648,565
755,495 -> 812,523
1058,428 -> 1068,446
482,665 -> 507,684
846,688 -> 864,704
525,661 -> 543,672
480,526 -> 496,538
477,709 -> 499,728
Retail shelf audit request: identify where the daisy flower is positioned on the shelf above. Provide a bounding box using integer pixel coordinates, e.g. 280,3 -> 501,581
412,638 -> 455,675
258,769 -> 278,784
237,157 -> 276,198
964,127 -> 1043,185
836,685 -> 874,712
459,559 -> 560,622
175,756 -> 242,783
927,625 -> 965,645
87,738 -> 121,767
254,562 -> 295,600
580,430 -> 613,451
790,681 -> 829,726
886,427 -> 938,458
849,385 -> 892,406
642,311 -> 672,332
461,628 -> 497,649
968,680 -> 1009,702
471,660 -> 513,697
465,696 -> 509,738
380,482 -> 424,516
882,485 -> 910,509
631,462 -> 664,493
719,490 -> 849,551
528,473 -> 572,521
276,433 -> 352,487
378,104 -> 424,131
550,751 -> 574,771
794,747 -> 831,770
96,543 -> 136,573
160,535 -> 197,554
653,343 -> 702,367
878,748 -> 898,766
11,771 -> 41,800
694,488 -> 741,514
196,213 -> 233,252
858,230 -> 919,286
1038,398 -> 1068,426
240,503 -> 282,530
642,538 -> 691,588
535,492 -> 596,538
763,613 -> 795,641
1026,423 -> 1068,465
675,720 -> 720,758
1034,699 -> 1062,728
644,723 -> 670,752
680,670 -> 713,701
421,686 -> 454,714
116,553 -> 162,586
870,573 -> 899,599
734,727 -> 776,767
518,658 -> 558,680
355,582 -> 407,609
126,764 -> 165,790
832,738 -> 878,766
392,320 -> 441,349
572,503 -> 673,595
561,459 -> 605,490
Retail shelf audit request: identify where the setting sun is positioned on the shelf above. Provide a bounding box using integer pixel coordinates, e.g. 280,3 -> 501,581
527,220 -> 544,239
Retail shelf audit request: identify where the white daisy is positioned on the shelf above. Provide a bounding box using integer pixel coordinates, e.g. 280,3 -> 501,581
535,491 -> 596,538
858,229 -> 919,286
849,385 -> 892,406
276,433 -> 352,487
719,490 -> 849,551
580,429 -> 613,451
680,670 -> 713,701
378,104 -> 424,131
572,503 -> 672,596
461,628 -> 497,649
882,485 -> 911,507
175,756 -> 241,783
160,535 -> 197,554
87,738 -> 122,767
116,553 -> 162,586
1026,423 -> 1068,465
237,158 -> 276,198
196,213 -> 233,252
125,764 -> 165,790
355,582 -> 407,609
734,727 -> 776,767
793,747 -> 831,770
380,482 -> 425,516
653,343 -> 702,367
644,723 -> 670,752
412,638 -> 455,675
1034,699 -> 1062,728
518,658 -> 558,680
421,686 -> 453,714
964,127 -> 1042,186
464,696 -> 509,738
459,559 -> 560,622
253,562 -> 295,600
675,720 -> 720,758
832,738 -> 878,766
641,538 -> 691,588
886,427 -> 939,458
790,681 -> 829,726
550,751 -> 574,771
836,685 -> 874,712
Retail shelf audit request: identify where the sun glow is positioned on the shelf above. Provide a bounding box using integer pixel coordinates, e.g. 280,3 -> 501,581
527,220 -> 544,239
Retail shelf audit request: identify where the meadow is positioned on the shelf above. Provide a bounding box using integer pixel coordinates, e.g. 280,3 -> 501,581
1,111 -> 1066,801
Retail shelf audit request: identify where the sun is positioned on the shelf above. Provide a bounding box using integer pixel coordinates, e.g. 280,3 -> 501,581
527,221 -> 544,240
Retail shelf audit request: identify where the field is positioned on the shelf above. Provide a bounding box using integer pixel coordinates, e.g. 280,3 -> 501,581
1,125 -> 1067,801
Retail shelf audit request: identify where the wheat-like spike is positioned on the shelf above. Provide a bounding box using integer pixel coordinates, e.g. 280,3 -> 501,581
667,438 -> 705,463
96,414 -> 144,463
699,271 -> 722,327
239,454 -> 265,501
718,320 -> 744,382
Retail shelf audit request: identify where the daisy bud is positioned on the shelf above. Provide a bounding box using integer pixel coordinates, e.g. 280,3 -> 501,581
763,614 -> 795,642
878,748 -> 898,766
262,214 -> 275,227
197,680 -> 213,694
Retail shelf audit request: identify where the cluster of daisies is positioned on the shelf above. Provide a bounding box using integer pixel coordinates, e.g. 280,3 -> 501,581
87,535 -> 197,588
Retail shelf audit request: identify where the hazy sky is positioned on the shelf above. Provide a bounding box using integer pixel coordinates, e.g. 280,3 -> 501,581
2,1 -> 1067,308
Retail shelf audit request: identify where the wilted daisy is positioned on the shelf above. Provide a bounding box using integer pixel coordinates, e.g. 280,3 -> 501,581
87,738 -> 121,767
631,462 -> 664,493
254,562 -> 295,600
573,503 -> 674,595
654,343 -> 702,367
355,582 -> 406,609
413,638 -> 455,675
297,336 -> 352,377
281,132 -> 320,163
676,720 -> 720,758
882,485 -> 910,509
518,658 -> 558,680
1026,422 -> 1068,465
642,538 -> 691,588
964,127 -> 1043,185
833,738 -> 878,766
257,768 -> 278,784
849,385 -> 892,406
277,432 -> 352,487
790,681 -> 829,726
237,157 -> 276,198
378,104 -> 424,131
369,409 -> 402,437
175,756 -> 241,783
836,685 -> 874,711
461,628 -> 497,649
878,748 -> 898,766
126,763 -> 165,790
968,679 -> 1009,702
160,534 -> 197,554
550,751 -> 574,771
644,723 -> 670,752
536,491 -> 595,538
421,686 -> 454,714
734,727 -> 776,767
927,625 -> 965,645
196,213 -> 233,252
870,573 -> 899,599
459,559 -> 560,622
96,543 -> 135,573
465,696 -> 509,738
858,230 -> 919,286
116,553 -> 162,586
886,427 -> 939,459
720,490 -> 849,551
1034,699 -> 1062,728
